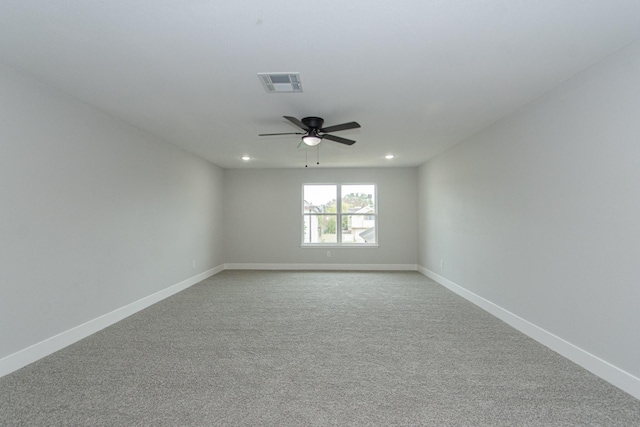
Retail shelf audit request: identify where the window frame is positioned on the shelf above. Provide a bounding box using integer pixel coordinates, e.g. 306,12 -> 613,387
301,183 -> 378,248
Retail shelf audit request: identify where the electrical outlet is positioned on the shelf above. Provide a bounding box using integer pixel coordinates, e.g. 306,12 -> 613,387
192,260 -> 196,269
327,250 -> 331,257
440,260 -> 444,268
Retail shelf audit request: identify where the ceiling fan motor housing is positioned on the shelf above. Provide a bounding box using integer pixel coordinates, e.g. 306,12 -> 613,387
301,117 -> 324,130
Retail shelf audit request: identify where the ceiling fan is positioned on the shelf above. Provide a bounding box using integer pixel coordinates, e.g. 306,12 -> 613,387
259,116 -> 361,146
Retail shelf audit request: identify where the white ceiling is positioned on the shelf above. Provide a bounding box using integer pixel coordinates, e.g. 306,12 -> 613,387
2,1 -> 640,169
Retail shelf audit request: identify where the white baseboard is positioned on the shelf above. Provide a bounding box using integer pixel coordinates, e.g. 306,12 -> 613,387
224,263 -> 418,271
417,265 -> 640,400
0,264 -> 224,378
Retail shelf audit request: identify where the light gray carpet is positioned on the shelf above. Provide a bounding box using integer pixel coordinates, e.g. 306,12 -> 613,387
2,271 -> 639,426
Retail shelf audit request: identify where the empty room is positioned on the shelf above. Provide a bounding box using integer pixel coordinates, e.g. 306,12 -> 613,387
1,1 -> 640,425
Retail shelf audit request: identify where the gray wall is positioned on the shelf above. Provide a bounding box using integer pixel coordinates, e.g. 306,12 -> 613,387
0,63 -> 225,359
417,40 -> 640,379
224,167 -> 418,266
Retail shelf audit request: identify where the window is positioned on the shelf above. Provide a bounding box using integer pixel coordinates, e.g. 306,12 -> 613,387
303,184 -> 377,245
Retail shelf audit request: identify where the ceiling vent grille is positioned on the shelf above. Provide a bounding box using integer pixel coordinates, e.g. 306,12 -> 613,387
258,73 -> 302,93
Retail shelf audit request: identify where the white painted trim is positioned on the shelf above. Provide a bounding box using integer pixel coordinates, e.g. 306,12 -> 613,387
0,265 -> 224,378
300,244 -> 379,249
225,263 -> 417,271
417,265 -> 640,400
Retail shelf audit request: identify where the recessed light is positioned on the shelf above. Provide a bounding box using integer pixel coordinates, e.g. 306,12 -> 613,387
385,154 -> 395,159
241,155 -> 251,161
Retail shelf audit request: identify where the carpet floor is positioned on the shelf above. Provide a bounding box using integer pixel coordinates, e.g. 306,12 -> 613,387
1,270 -> 639,426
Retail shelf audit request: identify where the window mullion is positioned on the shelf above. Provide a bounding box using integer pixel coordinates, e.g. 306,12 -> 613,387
336,185 -> 342,244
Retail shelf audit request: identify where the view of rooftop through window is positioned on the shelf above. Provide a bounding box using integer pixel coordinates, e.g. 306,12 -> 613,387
303,184 -> 376,245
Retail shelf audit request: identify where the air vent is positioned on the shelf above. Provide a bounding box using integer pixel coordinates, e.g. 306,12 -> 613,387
258,73 -> 302,93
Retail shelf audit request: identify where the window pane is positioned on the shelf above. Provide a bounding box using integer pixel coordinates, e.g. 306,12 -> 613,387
342,215 -> 376,243
304,185 -> 337,214
341,185 -> 375,214
303,214 -> 338,243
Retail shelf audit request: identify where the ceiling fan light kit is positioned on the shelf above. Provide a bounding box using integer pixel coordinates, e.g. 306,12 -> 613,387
302,130 -> 322,146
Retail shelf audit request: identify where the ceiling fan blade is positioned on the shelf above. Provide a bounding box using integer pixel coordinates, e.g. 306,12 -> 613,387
320,121 -> 361,133
258,132 -> 304,136
283,116 -> 309,130
322,133 -> 356,145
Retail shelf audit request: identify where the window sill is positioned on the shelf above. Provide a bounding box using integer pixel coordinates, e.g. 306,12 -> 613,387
301,244 -> 379,249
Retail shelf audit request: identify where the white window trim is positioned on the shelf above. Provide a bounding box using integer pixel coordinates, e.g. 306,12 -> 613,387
301,183 -> 378,247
